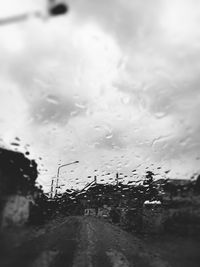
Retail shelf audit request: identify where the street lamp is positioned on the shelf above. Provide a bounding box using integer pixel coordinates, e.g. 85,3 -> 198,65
55,160 -> 79,196
0,0 -> 68,26
49,0 -> 68,16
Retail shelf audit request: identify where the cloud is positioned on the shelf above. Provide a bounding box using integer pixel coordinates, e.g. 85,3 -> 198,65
0,0 -> 200,191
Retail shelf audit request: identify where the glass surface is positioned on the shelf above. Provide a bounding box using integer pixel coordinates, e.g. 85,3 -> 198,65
0,0 -> 199,192
0,1 -> 200,267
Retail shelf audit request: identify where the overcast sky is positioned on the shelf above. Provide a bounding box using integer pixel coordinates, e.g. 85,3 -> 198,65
0,0 -> 200,192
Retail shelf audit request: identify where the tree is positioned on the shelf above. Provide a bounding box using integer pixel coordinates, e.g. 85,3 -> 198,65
143,171 -> 158,201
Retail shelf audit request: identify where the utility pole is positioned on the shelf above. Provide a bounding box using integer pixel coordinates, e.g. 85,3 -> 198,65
116,172 -> 119,185
50,177 -> 55,198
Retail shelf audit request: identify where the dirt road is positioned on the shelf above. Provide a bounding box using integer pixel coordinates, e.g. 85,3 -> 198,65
0,216 -> 171,267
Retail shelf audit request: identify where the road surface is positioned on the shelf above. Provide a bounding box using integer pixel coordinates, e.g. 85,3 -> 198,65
0,216 -> 170,267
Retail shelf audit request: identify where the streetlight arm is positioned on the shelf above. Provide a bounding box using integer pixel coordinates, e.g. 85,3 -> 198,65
0,1 -> 68,26
0,12 -> 39,25
57,161 -> 79,177
55,160 -> 79,195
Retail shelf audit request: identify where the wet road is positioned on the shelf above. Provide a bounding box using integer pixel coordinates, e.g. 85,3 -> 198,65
0,216 -> 169,267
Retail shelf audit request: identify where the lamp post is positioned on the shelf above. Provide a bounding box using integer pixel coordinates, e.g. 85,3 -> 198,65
55,160 -> 79,196
48,0 -> 68,16
0,0 -> 68,26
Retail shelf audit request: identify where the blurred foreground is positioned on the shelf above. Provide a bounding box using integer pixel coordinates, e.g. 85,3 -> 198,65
1,216 -> 200,267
